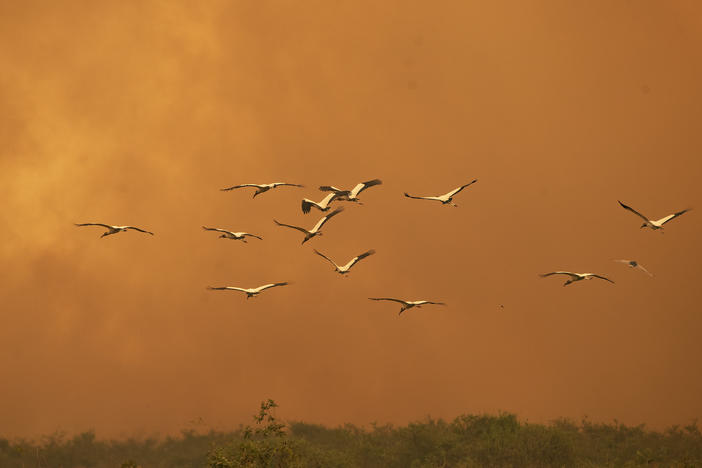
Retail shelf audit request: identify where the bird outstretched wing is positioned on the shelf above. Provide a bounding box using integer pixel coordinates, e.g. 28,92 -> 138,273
313,250 -> 339,269
75,223 -> 113,229
368,297 -> 408,304
312,207 -> 344,232
273,220 -> 309,234
404,193 -> 440,201
124,226 -> 154,235
255,282 -> 289,292
302,192 -> 338,212
654,208 -> 691,225
272,183 -> 304,188
220,184 -> 261,191
343,250 -> 376,270
208,286 -> 248,293
301,199 -> 316,214
202,226 -> 234,235
444,179 -> 478,198
350,179 -> 382,198
540,271 -> 579,279
618,200 -> 650,223
591,274 -> 615,284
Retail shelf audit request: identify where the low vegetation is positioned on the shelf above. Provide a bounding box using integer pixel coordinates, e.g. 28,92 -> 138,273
1,400 -> 700,467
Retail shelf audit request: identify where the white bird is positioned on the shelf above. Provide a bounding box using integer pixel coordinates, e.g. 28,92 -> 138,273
540,271 -> 615,287
404,179 -> 478,206
207,282 -> 289,299
202,226 -> 262,242
75,223 -> 154,238
301,192 -> 339,214
368,297 -> 446,315
220,183 -> 304,198
614,259 -> 653,277
618,200 -> 690,231
319,179 -> 382,203
313,249 -> 375,275
274,207 -> 344,244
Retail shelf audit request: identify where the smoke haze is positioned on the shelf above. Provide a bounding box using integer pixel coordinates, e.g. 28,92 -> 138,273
1,1 -> 701,438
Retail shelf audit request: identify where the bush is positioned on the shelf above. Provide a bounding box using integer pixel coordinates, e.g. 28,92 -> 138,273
1,403 -> 700,467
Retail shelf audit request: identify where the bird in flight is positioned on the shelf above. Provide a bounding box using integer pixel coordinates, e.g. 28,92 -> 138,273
220,183 -> 304,198
618,200 -> 690,231
313,249 -> 375,275
613,259 -> 653,277
319,179 -> 382,204
404,179 -> 478,206
202,226 -> 262,242
75,223 -> 154,238
368,297 -> 446,315
540,271 -> 615,287
301,192 -> 339,214
207,282 -> 289,299
274,207 -> 344,244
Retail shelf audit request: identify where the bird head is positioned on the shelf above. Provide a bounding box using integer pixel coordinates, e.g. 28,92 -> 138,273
640,223 -> 647,229
219,234 -> 226,238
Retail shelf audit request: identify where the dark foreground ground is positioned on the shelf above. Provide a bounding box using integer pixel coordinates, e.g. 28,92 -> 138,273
2,401 -> 701,467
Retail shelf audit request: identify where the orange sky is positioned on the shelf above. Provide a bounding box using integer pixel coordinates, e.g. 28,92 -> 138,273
1,1 -> 702,438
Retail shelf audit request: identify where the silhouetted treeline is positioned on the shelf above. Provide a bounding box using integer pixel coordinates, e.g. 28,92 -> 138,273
2,402 -> 701,467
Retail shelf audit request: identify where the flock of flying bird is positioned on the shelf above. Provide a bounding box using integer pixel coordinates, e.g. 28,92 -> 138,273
74,181 -> 691,314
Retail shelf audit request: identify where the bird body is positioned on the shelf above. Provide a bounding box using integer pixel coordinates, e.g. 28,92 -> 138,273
202,226 -> 262,242
301,192 -> 338,214
220,183 -> 304,198
540,271 -> 615,287
368,297 -> 446,315
404,179 -> 477,206
614,259 -> 653,277
274,207 -> 344,244
618,200 -> 690,230
207,282 -> 288,299
319,179 -> 382,203
75,223 -> 154,237
313,249 -> 375,274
